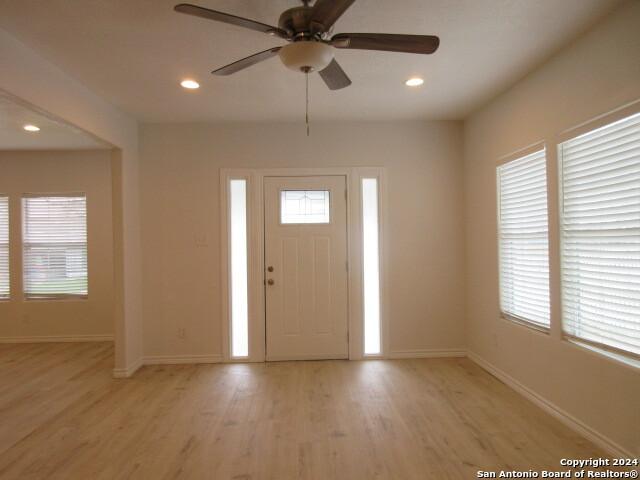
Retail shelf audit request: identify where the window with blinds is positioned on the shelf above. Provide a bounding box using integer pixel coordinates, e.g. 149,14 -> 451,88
498,149 -> 551,328
560,112 -> 640,358
22,195 -> 88,299
0,196 -> 9,300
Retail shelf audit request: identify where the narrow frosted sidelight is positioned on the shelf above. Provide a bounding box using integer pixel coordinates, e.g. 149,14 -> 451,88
230,179 -> 249,357
362,178 -> 381,355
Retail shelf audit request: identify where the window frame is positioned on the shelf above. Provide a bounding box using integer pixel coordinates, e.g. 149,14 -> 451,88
21,192 -> 89,301
496,143 -> 552,333
0,194 -> 9,301
557,110 -> 640,361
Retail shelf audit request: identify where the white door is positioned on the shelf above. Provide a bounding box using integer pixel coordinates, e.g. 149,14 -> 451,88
264,176 -> 349,360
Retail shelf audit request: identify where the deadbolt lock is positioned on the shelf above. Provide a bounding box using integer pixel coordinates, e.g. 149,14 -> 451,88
267,266 -> 274,272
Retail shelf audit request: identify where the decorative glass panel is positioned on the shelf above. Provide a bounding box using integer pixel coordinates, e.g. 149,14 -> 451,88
280,190 -> 330,224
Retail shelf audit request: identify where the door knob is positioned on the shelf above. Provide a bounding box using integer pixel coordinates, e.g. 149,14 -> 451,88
267,279 -> 275,285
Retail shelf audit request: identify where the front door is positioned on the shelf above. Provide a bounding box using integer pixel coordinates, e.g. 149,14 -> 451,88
264,176 -> 349,360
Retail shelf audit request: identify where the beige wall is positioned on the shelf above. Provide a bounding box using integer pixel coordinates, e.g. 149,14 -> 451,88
1,27 -> 142,373
463,0 -> 640,456
140,121 -> 465,359
0,150 -> 114,338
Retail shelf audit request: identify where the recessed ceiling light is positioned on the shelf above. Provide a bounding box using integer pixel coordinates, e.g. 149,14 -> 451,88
23,124 -> 40,132
405,77 -> 424,87
180,79 -> 200,90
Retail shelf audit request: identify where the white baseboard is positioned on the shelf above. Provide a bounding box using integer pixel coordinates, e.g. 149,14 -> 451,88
143,354 -> 224,365
267,354 -> 349,361
143,350 -> 467,363
467,351 -> 634,458
387,348 -> 467,359
112,356 -> 144,379
0,334 -> 114,343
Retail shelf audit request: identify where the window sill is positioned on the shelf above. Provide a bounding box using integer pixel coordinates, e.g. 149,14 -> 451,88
500,312 -> 550,335
566,338 -> 639,370
24,296 -> 88,302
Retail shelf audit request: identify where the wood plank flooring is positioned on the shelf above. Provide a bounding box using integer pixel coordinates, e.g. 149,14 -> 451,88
0,343 -> 611,479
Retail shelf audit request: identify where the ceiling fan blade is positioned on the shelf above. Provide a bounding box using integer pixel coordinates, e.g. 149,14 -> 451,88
331,33 -> 440,54
174,3 -> 289,39
308,0 -> 356,33
212,47 -> 282,76
319,59 -> 352,90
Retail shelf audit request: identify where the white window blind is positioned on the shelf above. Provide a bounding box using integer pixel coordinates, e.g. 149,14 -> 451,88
0,196 -> 8,300
498,149 -> 551,327
22,195 -> 88,299
560,112 -> 640,357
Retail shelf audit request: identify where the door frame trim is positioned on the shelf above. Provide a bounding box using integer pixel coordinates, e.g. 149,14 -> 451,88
220,167 -> 388,362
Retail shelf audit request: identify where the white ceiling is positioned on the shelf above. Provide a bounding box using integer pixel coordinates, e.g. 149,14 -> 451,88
0,92 -> 109,150
0,0 -> 623,123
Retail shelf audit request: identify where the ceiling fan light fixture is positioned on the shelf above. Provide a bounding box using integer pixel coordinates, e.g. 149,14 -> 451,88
278,42 -> 333,73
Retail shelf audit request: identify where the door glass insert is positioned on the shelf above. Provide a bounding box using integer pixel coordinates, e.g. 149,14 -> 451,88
280,190 -> 330,224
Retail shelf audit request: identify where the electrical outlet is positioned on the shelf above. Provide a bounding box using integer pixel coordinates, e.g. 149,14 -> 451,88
178,328 -> 186,339
195,233 -> 208,247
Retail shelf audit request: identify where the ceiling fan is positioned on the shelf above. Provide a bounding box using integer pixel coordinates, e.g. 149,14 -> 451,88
174,0 -> 440,90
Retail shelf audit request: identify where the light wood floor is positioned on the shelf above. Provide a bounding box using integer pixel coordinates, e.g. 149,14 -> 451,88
0,343 -> 609,480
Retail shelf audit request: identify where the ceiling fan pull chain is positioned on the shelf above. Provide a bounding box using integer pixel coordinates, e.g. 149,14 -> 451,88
305,70 -> 310,137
